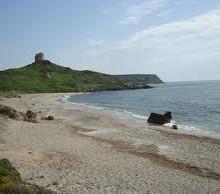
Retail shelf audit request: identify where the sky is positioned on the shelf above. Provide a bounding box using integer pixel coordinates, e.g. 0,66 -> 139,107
0,0 -> 220,82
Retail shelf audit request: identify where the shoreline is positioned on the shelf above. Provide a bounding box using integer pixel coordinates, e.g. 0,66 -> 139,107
0,93 -> 220,193
64,93 -> 220,140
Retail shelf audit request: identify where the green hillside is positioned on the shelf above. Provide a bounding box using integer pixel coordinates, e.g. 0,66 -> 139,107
0,60 -> 152,93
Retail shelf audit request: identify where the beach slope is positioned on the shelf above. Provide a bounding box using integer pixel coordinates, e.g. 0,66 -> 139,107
0,93 -> 219,193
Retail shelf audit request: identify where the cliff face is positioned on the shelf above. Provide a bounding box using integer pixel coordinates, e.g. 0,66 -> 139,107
114,74 -> 164,84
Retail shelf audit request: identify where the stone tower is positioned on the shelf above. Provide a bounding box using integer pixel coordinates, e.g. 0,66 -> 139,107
35,52 -> 45,63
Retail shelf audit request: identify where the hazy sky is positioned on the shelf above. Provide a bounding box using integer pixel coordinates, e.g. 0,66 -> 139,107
0,0 -> 220,81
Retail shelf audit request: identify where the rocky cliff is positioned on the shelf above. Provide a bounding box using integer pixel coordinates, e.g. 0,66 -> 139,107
114,74 -> 164,85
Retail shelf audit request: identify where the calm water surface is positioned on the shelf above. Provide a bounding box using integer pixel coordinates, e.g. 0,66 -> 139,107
68,81 -> 220,134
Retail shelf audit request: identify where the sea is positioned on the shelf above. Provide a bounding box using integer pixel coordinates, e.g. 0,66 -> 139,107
67,80 -> 220,136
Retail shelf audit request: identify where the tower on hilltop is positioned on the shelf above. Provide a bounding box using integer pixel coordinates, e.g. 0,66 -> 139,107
35,52 -> 45,63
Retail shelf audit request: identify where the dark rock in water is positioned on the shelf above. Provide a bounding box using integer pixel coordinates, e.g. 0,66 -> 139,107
147,112 -> 172,125
164,111 -> 172,120
171,125 -> 178,130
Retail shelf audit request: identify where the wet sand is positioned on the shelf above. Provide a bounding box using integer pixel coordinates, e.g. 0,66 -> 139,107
0,93 -> 220,193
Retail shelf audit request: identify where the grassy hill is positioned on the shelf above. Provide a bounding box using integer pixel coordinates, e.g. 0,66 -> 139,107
0,60 -> 152,93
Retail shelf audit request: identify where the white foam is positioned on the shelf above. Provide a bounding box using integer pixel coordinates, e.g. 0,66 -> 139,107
62,95 -> 70,103
85,104 -> 104,110
173,124 -> 220,139
121,110 -> 146,120
164,120 -> 206,133
70,101 -> 104,110
131,113 -> 146,120
64,95 -> 220,139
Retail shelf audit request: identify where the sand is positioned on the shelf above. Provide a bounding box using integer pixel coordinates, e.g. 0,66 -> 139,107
0,93 -> 220,194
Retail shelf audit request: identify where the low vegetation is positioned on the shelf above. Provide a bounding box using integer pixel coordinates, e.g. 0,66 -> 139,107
0,61 -> 151,93
0,159 -> 54,194
0,91 -> 21,98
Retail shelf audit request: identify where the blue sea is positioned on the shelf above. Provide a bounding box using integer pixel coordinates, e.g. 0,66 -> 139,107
68,80 -> 220,135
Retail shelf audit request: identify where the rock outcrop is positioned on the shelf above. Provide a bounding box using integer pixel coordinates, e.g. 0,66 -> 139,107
147,111 -> 172,125
0,105 -> 54,123
23,110 -> 37,123
0,105 -> 23,120
115,74 -> 163,84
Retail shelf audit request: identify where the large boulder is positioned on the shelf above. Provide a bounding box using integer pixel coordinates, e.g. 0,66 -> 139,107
147,111 -> 172,125
164,111 -> 172,121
